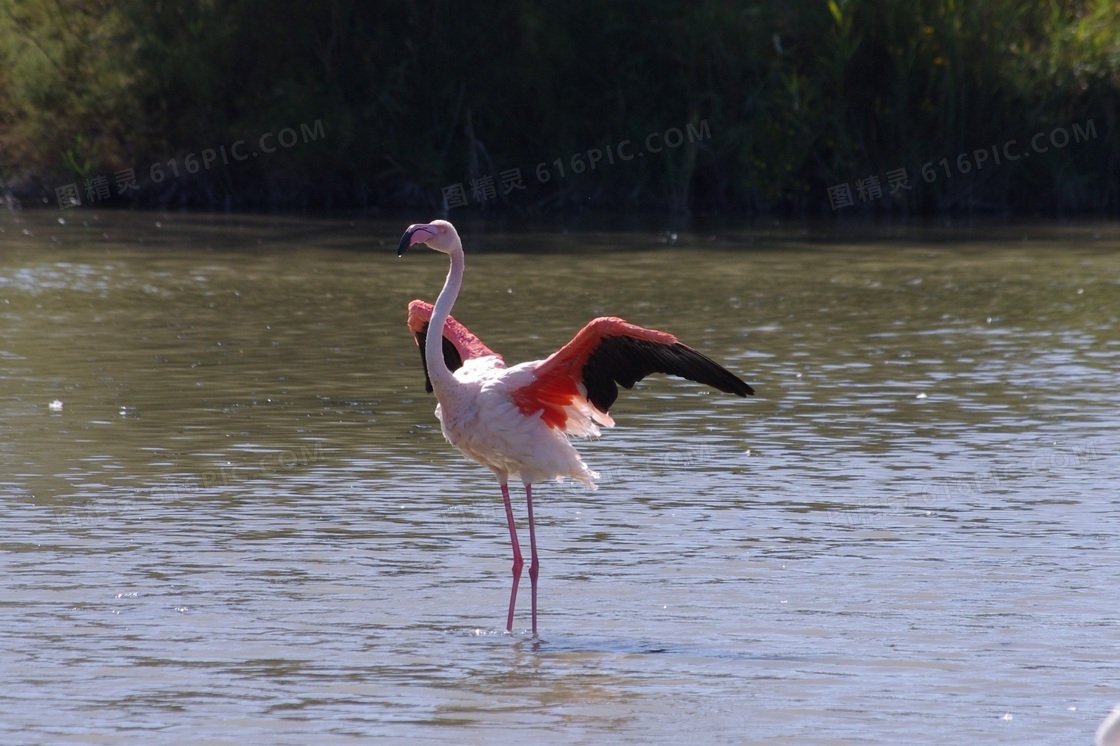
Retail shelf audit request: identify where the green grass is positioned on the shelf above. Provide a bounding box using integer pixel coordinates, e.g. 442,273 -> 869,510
1,0 -> 1117,214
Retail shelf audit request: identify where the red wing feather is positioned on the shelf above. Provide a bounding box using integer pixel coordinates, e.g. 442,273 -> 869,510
407,300 -> 503,393
512,317 -> 753,427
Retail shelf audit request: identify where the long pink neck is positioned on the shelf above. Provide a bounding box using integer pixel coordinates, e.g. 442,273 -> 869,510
426,245 -> 465,396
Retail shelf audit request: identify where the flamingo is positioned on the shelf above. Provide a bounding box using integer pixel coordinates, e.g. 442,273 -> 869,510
398,220 -> 753,635
1100,705 -> 1120,746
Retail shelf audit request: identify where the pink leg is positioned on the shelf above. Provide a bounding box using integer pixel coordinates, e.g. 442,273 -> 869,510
525,483 -> 540,636
500,482 -> 524,632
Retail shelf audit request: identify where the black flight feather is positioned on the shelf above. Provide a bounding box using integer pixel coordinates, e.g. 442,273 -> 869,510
581,336 -> 754,413
413,322 -> 464,393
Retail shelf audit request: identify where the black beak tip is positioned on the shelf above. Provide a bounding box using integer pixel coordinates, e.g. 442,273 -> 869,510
397,230 -> 414,257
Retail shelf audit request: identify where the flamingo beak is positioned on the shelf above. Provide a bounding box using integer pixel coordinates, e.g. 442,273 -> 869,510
397,224 -> 435,257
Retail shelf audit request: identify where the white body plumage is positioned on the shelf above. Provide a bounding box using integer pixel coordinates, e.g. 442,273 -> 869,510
433,356 -> 602,489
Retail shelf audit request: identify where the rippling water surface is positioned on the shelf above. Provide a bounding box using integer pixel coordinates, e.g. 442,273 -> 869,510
2,212 -> 1117,744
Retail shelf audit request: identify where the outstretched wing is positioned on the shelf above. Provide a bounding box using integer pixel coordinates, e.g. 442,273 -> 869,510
406,300 -> 503,392
511,316 -> 753,430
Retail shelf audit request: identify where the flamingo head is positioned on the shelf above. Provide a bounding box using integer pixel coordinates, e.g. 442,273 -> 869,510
397,220 -> 460,256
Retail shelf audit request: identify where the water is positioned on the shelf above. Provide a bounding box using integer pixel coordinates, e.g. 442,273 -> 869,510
1,211 -> 1117,744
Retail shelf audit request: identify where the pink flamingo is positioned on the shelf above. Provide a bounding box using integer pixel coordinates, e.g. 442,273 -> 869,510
398,220 -> 753,635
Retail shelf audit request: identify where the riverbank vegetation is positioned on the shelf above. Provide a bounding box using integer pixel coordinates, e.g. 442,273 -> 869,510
1,0 -> 1117,214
